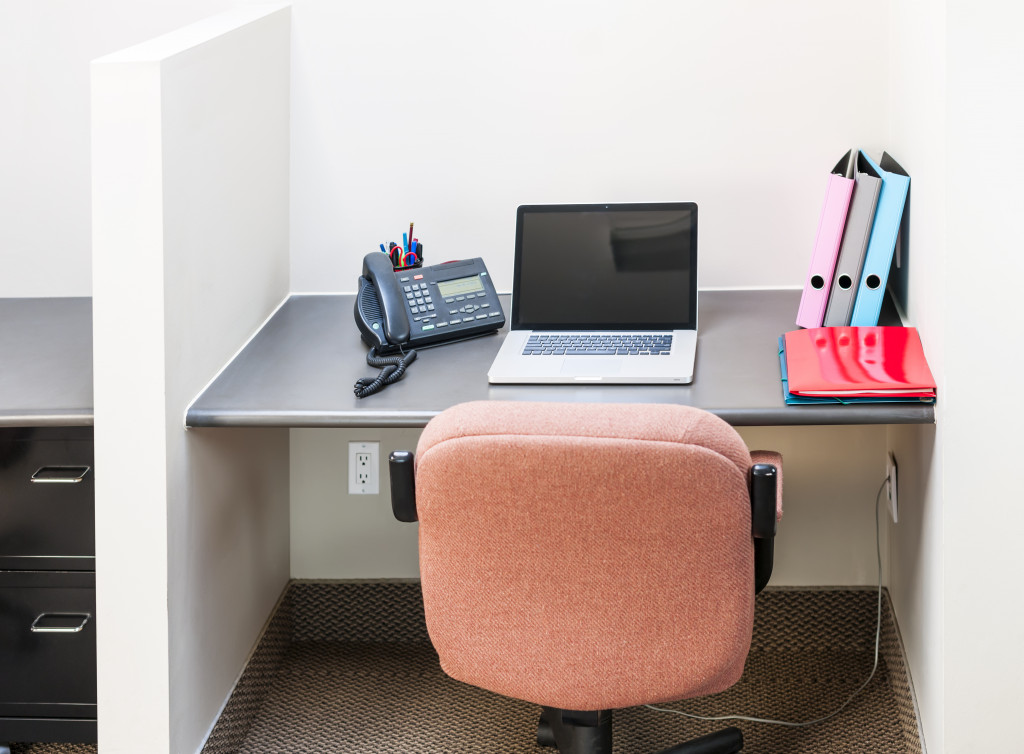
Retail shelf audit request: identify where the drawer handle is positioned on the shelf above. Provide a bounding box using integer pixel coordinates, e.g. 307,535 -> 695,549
30,612 -> 91,633
30,465 -> 91,484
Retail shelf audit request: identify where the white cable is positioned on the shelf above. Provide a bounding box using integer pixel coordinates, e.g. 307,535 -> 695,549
645,477 -> 887,728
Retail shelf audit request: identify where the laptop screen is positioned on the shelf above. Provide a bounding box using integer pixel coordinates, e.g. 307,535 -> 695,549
511,203 -> 697,331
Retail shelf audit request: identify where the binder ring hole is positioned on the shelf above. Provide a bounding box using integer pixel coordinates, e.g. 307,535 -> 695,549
866,274 -> 881,290
837,274 -> 852,290
811,275 -> 825,290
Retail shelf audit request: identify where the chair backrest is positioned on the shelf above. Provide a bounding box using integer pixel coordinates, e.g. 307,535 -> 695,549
413,401 -> 762,712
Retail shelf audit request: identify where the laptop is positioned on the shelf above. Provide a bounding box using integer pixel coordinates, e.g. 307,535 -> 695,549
488,202 -> 698,384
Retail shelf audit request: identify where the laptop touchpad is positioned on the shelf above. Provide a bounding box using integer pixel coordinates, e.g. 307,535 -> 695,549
560,358 -> 622,376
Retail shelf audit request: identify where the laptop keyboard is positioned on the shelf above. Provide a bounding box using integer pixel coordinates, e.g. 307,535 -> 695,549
523,334 -> 673,356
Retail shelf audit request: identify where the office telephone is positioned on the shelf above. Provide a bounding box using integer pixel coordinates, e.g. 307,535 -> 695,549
353,253 -> 504,397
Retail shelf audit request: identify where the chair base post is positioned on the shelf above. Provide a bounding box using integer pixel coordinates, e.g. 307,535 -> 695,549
654,726 -> 744,754
538,707 -> 613,754
536,707 -> 742,754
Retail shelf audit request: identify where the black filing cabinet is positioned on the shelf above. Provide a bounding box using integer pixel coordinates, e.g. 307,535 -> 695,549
0,427 -> 97,744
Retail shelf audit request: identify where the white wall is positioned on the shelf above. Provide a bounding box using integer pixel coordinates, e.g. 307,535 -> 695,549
4,0 -> 890,299
888,2 -> 1024,752
887,2 -> 947,751
942,1 -> 1024,750
289,0 -> 890,294
0,0 -> 238,298
92,7 -> 292,753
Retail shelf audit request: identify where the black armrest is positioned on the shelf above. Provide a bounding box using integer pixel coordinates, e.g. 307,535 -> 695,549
389,450 -> 417,522
750,464 -> 778,539
750,463 -> 778,594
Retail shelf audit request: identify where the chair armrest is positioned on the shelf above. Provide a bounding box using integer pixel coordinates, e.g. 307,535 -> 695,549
389,450 -> 417,522
749,453 -> 782,595
750,464 -> 778,539
750,450 -> 783,524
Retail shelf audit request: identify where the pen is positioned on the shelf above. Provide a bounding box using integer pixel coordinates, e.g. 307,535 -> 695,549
403,232 -> 408,255
380,243 -> 387,253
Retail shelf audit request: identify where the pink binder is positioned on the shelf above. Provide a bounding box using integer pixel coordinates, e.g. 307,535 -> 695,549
795,150 -> 856,329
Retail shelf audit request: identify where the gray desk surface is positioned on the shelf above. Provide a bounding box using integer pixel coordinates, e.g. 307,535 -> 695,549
0,297 -> 93,427
186,289 -> 934,428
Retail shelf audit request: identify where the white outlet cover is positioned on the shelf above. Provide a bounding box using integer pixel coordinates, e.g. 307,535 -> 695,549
348,441 -> 380,495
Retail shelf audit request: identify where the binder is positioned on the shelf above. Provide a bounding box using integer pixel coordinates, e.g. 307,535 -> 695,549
783,326 -> 936,398
778,336 -> 934,405
823,155 -> 882,327
795,150 -> 856,329
849,151 -> 910,326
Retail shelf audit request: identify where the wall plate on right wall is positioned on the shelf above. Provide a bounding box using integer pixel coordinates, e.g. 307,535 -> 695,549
887,451 -> 899,523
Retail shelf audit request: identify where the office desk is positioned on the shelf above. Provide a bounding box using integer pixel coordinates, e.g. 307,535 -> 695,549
187,289 -> 934,428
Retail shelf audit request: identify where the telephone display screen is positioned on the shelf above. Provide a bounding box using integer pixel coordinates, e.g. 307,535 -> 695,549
437,275 -> 485,298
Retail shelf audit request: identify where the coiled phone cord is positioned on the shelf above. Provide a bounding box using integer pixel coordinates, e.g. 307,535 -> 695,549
354,346 -> 417,399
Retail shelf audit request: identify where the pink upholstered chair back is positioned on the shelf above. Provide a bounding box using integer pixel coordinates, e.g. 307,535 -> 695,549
414,401 -> 771,712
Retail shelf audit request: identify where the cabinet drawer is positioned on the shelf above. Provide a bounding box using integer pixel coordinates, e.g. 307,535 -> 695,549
0,427 -> 94,570
0,571 -> 96,719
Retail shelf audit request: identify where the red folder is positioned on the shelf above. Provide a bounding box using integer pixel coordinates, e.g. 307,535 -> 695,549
783,327 -> 936,397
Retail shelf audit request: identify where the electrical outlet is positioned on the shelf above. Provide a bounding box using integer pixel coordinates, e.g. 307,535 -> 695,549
886,451 -> 899,523
348,441 -> 380,495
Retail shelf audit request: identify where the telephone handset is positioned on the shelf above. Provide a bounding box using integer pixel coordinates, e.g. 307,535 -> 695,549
353,253 -> 505,397
355,252 -> 413,352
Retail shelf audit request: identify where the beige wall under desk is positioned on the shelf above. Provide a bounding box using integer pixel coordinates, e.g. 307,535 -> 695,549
291,425 -> 890,587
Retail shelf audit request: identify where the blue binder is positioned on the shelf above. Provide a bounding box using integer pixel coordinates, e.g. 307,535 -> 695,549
849,151 -> 910,326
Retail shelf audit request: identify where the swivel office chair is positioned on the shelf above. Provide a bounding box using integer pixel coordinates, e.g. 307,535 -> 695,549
389,401 -> 782,754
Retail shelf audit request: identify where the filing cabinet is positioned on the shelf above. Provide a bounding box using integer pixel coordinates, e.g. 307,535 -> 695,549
0,427 -> 96,744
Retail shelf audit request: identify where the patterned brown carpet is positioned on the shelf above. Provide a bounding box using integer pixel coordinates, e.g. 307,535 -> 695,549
205,582 -> 924,754
232,641 -> 902,754
9,583 -> 923,753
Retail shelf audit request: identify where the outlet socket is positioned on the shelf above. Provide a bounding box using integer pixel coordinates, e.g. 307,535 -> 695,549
348,441 -> 380,495
886,451 -> 899,523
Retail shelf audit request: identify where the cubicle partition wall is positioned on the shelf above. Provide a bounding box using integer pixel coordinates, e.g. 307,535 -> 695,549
91,7 -> 292,753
